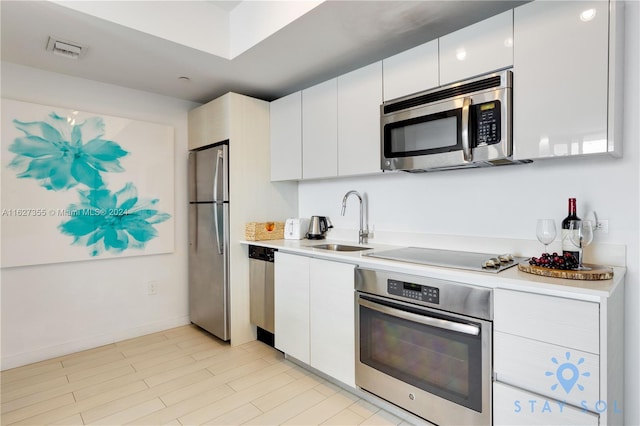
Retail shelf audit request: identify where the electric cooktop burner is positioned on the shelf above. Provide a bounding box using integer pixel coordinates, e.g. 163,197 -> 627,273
364,247 -> 527,273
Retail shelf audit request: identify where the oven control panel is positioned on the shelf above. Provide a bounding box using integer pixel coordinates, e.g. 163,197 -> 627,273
387,279 -> 440,304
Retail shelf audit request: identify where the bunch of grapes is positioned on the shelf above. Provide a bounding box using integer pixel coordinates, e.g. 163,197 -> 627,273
529,252 -> 579,270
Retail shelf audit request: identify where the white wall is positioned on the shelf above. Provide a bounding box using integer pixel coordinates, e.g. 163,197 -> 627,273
0,62 -> 199,369
299,3 -> 640,424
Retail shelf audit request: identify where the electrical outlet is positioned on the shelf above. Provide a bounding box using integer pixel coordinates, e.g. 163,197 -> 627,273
595,220 -> 609,233
147,281 -> 158,295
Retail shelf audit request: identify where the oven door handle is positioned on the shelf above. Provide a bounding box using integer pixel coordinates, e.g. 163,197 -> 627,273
358,297 -> 480,336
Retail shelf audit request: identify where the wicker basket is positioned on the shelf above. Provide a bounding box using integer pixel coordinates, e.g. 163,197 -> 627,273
245,222 -> 285,241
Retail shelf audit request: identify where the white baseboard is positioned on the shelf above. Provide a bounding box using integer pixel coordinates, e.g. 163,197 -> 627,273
1,315 -> 190,371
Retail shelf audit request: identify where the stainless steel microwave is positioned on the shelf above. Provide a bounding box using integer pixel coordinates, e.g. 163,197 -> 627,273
381,69 -> 529,172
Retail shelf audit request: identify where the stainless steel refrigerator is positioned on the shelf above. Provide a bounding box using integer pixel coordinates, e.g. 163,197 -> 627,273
188,142 -> 230,341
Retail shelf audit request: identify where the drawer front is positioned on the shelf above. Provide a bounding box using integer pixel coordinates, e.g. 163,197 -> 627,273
494,289 -> 599,354
494,381 -> 599,426
495,332 -> 599,408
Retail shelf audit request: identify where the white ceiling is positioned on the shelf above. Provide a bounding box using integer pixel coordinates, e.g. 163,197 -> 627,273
1,1 -> 526,104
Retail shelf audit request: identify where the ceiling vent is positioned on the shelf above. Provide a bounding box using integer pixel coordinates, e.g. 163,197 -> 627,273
46,36 -> 86,59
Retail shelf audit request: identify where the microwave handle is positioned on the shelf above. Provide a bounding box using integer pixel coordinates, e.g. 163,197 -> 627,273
461,97 -> 472,162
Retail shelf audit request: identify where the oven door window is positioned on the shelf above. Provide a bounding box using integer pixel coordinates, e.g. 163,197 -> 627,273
359,297 -> 483,412
383,109 -> 462,158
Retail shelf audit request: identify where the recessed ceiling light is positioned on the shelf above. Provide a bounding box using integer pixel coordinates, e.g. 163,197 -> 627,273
178,76 -> 191,82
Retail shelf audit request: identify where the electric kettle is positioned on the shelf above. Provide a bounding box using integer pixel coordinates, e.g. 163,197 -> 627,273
307,216 -> 332,240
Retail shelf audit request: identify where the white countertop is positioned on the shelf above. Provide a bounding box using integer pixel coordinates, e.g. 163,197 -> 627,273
241,238 -> 625,302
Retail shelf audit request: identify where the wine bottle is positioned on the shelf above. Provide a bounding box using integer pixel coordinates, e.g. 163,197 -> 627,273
561,198 -> 580,258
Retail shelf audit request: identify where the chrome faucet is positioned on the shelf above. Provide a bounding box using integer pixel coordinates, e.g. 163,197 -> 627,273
341,190 -> 369,244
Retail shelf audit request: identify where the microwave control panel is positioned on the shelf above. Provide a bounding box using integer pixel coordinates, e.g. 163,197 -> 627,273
388,279 -> 440,304
474,101 -> 501,146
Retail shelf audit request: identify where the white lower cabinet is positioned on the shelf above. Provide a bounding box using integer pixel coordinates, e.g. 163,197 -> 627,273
494,289 -> 599,354
493,287 -> 624,425
274,252 -> 310,363
274,252 -> 356,387
494,331 -> 599,408
309,259 -> 356,387
494,381 -> 599,426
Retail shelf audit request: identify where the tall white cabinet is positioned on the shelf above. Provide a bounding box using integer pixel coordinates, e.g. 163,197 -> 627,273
188,93 -> 298,345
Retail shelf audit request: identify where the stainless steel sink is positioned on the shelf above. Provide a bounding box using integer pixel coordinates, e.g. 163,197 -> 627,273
311,243 -> 371,252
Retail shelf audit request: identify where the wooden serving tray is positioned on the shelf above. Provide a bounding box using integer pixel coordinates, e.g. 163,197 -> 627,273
518,261 -> 614,280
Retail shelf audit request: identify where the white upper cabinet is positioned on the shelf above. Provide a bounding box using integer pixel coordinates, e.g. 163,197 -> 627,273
383,40 -> 439,101
337,61 -> 383,177
302,78 -> 338,179
270,91 -> 302,181
512,1 -> 611,160
439,10 -> 514,85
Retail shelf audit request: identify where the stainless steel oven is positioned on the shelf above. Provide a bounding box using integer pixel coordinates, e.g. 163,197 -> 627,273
355,268 -> 492,425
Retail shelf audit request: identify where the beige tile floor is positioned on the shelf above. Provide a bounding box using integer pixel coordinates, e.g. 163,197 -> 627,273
1,325 -> 413,425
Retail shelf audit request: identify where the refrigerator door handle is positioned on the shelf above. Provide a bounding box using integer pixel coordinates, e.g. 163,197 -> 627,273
213,204 -> 223,255
213,149 -> 223,203
213,149 -> 224,255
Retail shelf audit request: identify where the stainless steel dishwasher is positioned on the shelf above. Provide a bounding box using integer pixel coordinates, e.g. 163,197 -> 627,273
249,245 -> 276,346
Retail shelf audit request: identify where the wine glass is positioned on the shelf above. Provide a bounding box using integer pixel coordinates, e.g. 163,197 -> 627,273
568,220 -> 594,270
536,219 -> 557,254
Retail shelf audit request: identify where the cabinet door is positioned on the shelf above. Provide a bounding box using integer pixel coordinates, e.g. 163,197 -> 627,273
270,91 -> 302,181
188,95 -> 230,150
274,252 -> 310,363
383,40 -> 439,101
494,332 -> 599,409
337,62 -> 382,177
302,79 -> 338,179
512,1 -> 609,160
309,259 -> 356,387
439,10 -> 513,85
494,381 -> 599,425
494,289 -> 599,354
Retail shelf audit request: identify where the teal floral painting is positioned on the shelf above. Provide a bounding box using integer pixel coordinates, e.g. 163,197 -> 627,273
1,98 -> 175,267
8,113 -> 128,190
59,183 -> 171,257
